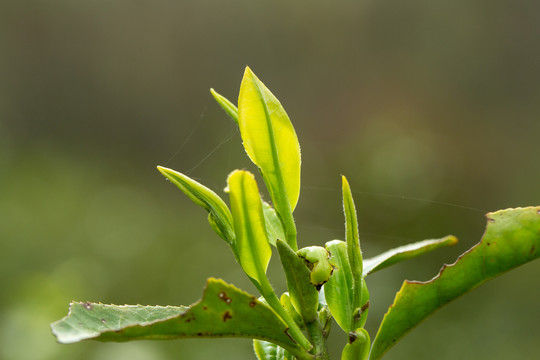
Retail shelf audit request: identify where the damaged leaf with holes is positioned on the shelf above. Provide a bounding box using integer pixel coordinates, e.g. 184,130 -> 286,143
51,67 -> 540,360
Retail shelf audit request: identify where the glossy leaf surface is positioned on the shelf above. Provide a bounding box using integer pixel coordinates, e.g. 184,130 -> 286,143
210,88 -> 239,124
238,67 -> 301,211
363,235 -> 458,276
157,166 -> 235,245
52,278 -> 303,355
254,340 -> 293,360
370,207 -> 540,360
238,67 -> 301,249
227,170 -> 272,285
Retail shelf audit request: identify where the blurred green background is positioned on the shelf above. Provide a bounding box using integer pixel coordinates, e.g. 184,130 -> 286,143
1,1 -> 539,359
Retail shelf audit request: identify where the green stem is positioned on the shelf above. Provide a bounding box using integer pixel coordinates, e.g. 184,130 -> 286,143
305,320 -> 329,359
283,212 -> 298,251
259,279 -> 313,354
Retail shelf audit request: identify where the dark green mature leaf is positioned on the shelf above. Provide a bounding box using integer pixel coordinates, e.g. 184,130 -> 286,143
157,166 -> 235,246
363,235 -> 458,276
238,67 -> 300,249
51,278 -> 304,356
227,170 -> 272,286
210,88 -> 239,124
324,240 -> 369,332
277,240 -> 319,323
370,207 -> 540,360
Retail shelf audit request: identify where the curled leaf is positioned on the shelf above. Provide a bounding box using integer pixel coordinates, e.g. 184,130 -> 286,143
210,88 -> 239,124
157,166 -> 234,245
297,246 -> 333,289
363,235 -> 458,276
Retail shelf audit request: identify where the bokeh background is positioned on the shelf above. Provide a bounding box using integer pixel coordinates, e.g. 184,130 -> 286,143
1,1 -> 540,359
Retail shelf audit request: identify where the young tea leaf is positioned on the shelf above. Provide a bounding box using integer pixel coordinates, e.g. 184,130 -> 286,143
263,201 -> 286,247
238,67 -> 301,249
276,240 -> 319,323
51,278 -> 305,357
363,235 -> 458,276
324,240 -> 369,333
370,206 -> 540,360
157,166 -> 235,246
210,88 -> 239,124
342,176 -> 365,330
227,170 -> 272,285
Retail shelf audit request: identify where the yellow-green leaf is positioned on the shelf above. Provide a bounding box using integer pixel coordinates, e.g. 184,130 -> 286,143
263,201 -> 286,247
227,170 -> 272,285
238,67 -> 300,249
210,88 -> 238,124
157,166 -> 234,245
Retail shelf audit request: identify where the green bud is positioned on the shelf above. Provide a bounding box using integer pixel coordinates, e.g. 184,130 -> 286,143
297,246 -> 333,289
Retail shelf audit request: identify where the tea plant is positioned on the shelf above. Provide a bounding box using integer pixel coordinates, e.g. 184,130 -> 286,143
51,67 -> 540,359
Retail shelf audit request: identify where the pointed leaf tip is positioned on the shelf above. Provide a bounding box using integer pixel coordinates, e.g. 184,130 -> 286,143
210,88 -> 239,124
237,68 -> 301,249
156,166 -> 235,246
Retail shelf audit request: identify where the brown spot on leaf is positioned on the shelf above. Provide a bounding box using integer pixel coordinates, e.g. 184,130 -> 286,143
222,310 -> 232,322
100,319 -> 106,324
488,218 -> 495,223
249,300 -> 257,307
203,306 -> 208,310
348,332 -> 357,344
361,301 -> 370,312
83,302 -> 93,310
218,291 -> 231,304
530,245 -> 536,255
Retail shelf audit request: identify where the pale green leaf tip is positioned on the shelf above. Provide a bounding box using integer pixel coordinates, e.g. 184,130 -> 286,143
446,235 -> 459,245
156,165 -> 169,177
243,66 -> 257,81
342,175 -> 350,189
